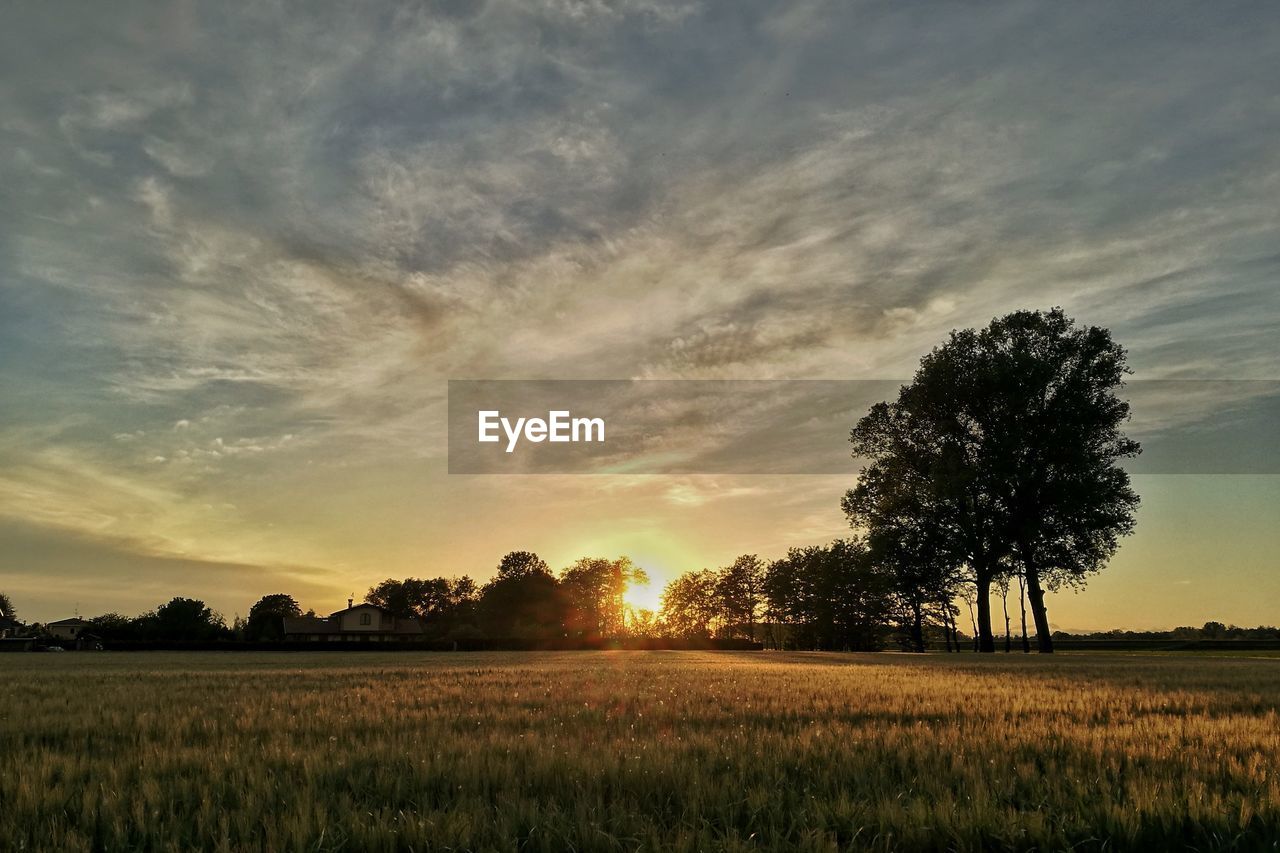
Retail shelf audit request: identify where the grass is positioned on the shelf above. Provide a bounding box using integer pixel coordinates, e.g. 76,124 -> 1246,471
1,651 -> 1278,852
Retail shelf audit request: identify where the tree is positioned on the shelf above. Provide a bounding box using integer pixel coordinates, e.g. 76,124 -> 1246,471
716,555 -> 765,640
844,463 -> 966,652
150,597 -> 228,642
495,551 -> 551,582
627,608 -> 658,638
246,593 -> 302,641
845,308 -> 1140,653
438,576 -> 480,635
365,578 -> 431,619
478,559 -> 565,640
763,540 -> 892,651
824,539 -> 893,651
559,557 -> 648,639
660,570 -> 722,638
366,576 -> 480,635
87,612 -> 135,642
0,592 -> 15,619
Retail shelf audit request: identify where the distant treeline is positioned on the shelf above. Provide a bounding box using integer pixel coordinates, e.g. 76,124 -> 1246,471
74,637 -> 765,652
1055,623 -> 1280,642
6,575 -> 1271,653
3,548 -> 932,651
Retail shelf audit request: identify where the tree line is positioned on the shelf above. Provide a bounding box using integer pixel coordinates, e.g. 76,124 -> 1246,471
242,552 -> 652,643
5,580 -> 1274,650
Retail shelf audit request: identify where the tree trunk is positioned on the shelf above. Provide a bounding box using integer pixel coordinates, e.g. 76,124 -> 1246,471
974,575 -> 995,653
1024,565 -> 1054,653
941,606 -> 953,653
1018,573 -> 1031,653
910,601 -> 925,653
1002,584 -> 1011,653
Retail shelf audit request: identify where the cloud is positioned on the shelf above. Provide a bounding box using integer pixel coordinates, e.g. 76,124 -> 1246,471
0,516 -> 343,621
663,479 -> 768,507
1,0 -> 1278,618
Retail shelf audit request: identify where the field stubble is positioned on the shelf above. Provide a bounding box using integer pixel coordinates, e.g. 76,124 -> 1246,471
0,651 -> 1277,852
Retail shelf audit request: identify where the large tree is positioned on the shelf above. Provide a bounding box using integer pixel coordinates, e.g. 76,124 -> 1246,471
475,551 -> 563,640
148,597 -> 228,642
246,593 -> 303,641
845,308 -> 1139,652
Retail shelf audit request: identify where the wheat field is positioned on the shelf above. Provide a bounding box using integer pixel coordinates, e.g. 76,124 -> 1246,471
1,651 -> 1277,852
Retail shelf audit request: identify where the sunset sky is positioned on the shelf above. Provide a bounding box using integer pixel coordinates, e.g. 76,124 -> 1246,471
2,2 -> 1278,629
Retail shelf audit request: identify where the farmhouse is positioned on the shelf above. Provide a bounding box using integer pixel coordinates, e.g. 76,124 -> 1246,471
282,601 -> 425,642
47,617 -> 90,642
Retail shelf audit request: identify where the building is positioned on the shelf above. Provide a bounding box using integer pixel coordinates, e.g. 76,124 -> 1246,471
0,613 -> 21,639
47,617 -> 91,642
282,601 -> 425,642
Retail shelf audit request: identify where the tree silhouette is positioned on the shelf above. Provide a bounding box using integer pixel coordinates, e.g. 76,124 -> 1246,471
494,551 -> 551,582
660,569 -> 721,638
763,540 -> 890,651
843,462 -> 966,652
846,308 -> 1139,652
716,555 -> 766,640
246,593 -> 302,641
478,567 -> 565,640
149,597 -> 228,641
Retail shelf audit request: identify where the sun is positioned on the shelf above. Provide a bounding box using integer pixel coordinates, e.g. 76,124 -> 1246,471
550,534 -> 697,615
623,574 -> 664,614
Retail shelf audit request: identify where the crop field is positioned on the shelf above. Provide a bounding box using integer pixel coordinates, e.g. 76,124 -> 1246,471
1,651 -> 1278,852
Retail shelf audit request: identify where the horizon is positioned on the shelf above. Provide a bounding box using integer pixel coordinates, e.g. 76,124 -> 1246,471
3,2 -> 1278,629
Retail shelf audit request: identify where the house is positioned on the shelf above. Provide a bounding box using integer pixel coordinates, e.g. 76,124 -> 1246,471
47,617 -> 91,642
282,600 -> 425,642
0,613 -> 22,639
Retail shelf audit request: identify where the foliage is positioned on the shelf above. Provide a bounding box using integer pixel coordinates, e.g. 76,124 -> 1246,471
715,554 -> 765,639
246,594 -> 302,641
763,540 -> 891,651
845,308 -> 1140,653
364,576 -> 478,636
659,569 -> 722,638
558,556 -> 648,639
477,562 -> 566,640
494,550 -> 550,581
149,597 -> 229,642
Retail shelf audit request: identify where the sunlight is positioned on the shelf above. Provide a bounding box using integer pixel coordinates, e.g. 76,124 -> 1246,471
552,534 -> 699,616
623,575 -> 663,613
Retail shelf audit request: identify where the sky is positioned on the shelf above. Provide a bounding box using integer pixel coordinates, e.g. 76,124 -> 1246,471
1,1 -> 1278,629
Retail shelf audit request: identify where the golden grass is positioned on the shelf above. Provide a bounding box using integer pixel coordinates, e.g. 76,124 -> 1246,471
1,651 -> 1277,851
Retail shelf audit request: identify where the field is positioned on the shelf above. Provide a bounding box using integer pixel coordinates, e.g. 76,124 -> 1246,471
1,652 -> 1278,852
